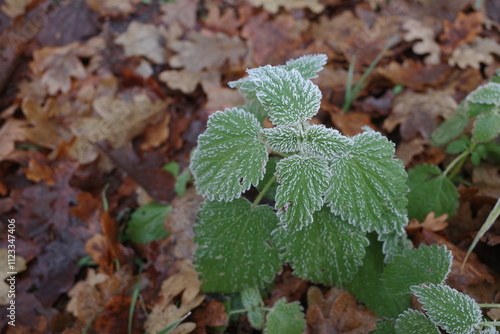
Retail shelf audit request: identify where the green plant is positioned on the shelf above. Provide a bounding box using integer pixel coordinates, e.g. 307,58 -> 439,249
189,55 -> 499,333
407,79 -> 500,222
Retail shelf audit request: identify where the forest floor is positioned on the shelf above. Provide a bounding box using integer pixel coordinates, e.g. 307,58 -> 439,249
0,0 -> 500,333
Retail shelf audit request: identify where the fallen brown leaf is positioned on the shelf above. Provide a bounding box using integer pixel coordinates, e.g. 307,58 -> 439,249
439,12 -> 483,55
115,21 -> 167,65
86,0 -> 140,17
403,19 -> 441,65
248,0 -> 324,14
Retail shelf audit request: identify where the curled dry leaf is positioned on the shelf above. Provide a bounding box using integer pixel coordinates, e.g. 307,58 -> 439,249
403,19 -> 441,65
30,42 -> 95,95
0,249 -> 27,305
248,0 -> 324,14
449,37 -> 500,69
115,21 -> 167,65
86,0 -> 140,17
144,261 -> 204,334
169,31 -> 246,72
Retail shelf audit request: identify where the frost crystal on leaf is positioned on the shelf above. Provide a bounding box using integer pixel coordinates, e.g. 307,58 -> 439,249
252,67 -> 322,126
263,126 -> 302,153
190,108 -> 268,202
194,199 -> 281,293
302,124 -> 349,159
472,108 -> 500,143
395,309 -> 440,334
283,54 -> 328,80
467,82 -> 500,105
275,156 -> 329,230
411,284 -> 482,334
325,130 -> 408,233
274,207 -> 368,285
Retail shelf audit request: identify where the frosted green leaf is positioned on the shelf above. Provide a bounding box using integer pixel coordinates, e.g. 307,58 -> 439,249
411,284 -> 482,334
381,244 -> 452,295
472,108 -> 500,142
467,82 -> 500,105
264,298 -> 306,334
275,156 -> 329,230
325,130 -> 408,233
378,230 -> 412,263
283,54 -> 328,80
262,126 -> 302,153
241,287 -> 265,329
253,67 -> 322,125
190,108 -> 268,202
480,325 -> 499,334
194,199 -> 281,293
406,164 -> 458,222
467,102 -> 495,118
395,309 -> 440,334
302,124 -> 349,158
274,207 -> 368,286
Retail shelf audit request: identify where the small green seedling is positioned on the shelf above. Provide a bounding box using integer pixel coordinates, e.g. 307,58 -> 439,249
189,55 -> 500,333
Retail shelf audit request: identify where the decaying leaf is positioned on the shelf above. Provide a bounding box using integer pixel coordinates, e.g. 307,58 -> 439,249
0,118 -> 28,160
160,0 -> 198,29
384,90 -> 458,140
247,0 -> 324,14
449,37 -> 500,69
86,0 -> 140,17
406,212 -> 449,233
30,42 -> 96,95
403,19 -> 441,65
0,249 -> 27,305
1,0 -> 31,18
66,268 -> 108,317
439,12 -> 483,55
169,31 -> 246,72
377,60 -> 451,89
159,70 -> 220,94
144,261 -> 204,334
115,21 -> 167,65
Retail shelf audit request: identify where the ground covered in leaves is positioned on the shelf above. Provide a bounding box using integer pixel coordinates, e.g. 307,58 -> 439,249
0,0 -> 500,333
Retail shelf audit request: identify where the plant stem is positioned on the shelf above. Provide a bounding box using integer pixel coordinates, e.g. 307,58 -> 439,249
229,309 -> 248,315
479,303 -> 500,308
478,321 -> 500,326
270,150 -> 290,158
252,175 -> 276,209
442,143 -> 477,179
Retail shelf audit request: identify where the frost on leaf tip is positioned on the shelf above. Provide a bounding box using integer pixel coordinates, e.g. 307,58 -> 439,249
325,130 -> 408,233
252,67 -> 322,126
467,82 -> 500,106
190,108 -> 268,202
284,54 -> 328,80
275,156 -> 329,230
411,284 -> 482,334
395,309 -> 440,334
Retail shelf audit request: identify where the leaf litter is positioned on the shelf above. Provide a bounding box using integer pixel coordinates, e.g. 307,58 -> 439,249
1,0 -> 500,333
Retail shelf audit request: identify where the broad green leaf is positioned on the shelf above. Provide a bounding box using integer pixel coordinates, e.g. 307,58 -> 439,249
274,207 -> 368,286
283,54 -> 327,80
190,108 -> 268,202
472,108 -> 500,142
194,199 -> 281,293
125,202 -> 171,244
372,320 -> 396,334
395,309 -> 440,334
378,230 -> 412,263
263,126 -> 302,153
253,67 -> 322,125
275,156 -> 329,230
228,77 -> 258,100
241,287 -> 264,329
264,298 -> 306,334
467,102 -> 495,117
302,124 -> 349,158
406,164 -> 458,222
345,234 -> 410,318
411,284 -> 482,334
381,244 -> 452,295
240,99 -> 269,124
325,130 -> 408,233
467,82 -> 500,105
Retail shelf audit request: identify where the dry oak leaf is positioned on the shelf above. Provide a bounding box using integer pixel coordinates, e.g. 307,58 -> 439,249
384,90 -> 457,140
145,261 -> 204,334
115,21 -> 167,65
0,248 -> 27,305
169,31 -> 246,72
449,37 -> 500,69
160,0 -> 197,29
86,0 -> 140,17
0,118 -> 28,160
395,137 -> 427,167
25,157 -> 56,185
406,212 -> 449,233
403,19 -> 441,65
30,42 -> 95,95
439,11 -> 484,55
247,0 -> 324,14
1,0 -> 31,18
159,70 -> 220,94
205,3 -> 240,36
377,60 -> 451,89
66,268 -> 108,317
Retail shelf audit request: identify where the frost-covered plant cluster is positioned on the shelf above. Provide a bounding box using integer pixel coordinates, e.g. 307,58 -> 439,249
189,55 -> 499,333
